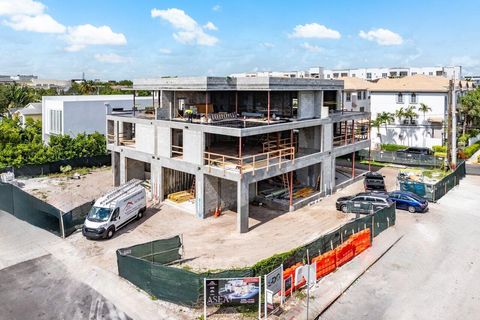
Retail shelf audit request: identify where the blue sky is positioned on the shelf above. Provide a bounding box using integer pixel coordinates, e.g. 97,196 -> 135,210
0,0 -> 479,80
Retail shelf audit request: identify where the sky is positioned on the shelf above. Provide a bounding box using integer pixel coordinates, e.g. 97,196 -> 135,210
0,0 -> 479,80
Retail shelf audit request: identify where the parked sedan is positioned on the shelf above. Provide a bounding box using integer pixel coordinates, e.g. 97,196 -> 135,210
336,192 -> 393,214
389,190 -> 428,213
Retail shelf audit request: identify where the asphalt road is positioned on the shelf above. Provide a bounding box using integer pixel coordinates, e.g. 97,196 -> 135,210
0,254 -> 131,320
319,175 -> 480,320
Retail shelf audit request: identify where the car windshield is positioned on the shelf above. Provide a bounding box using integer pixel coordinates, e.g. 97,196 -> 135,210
87,206 -> 111,222
407,193 -> 425,202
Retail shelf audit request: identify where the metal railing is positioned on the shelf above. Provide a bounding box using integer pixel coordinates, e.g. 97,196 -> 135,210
171,145 -> 183,158
359,150 -> 445,167
204,146 -> 295,175
262,137 -> 296,152
332,133 -> 368,147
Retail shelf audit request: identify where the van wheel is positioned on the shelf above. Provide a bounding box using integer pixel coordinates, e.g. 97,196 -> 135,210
408,206 -> 416,213
106,227 -> 115,239
341,205 -> 349,213
137,210 -> 144,220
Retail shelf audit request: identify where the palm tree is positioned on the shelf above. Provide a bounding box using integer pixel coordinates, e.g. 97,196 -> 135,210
372,112 -> 395,143
459,90 -> 480,136
418,103 -> 432,123
394,107 -> 405,123
404,105 -> 418,124
3,84 -> 34,115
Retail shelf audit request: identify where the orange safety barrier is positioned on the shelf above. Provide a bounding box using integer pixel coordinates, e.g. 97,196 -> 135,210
283,263 -> 305,296
335,239 -> 355,267
349,229 -> 372,256
311,250 -> 337,280
292,262 -> 307,291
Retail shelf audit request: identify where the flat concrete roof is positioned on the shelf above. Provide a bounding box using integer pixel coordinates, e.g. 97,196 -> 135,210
132,76 -> 344,91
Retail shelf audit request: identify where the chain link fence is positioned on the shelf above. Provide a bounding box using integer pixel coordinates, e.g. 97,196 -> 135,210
398,161 -> 466,202
359,149 -> 445,167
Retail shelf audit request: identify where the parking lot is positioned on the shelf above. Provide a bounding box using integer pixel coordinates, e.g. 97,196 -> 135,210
320,174 -> 480,320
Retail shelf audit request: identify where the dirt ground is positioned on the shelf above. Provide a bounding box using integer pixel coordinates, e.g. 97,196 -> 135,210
18,167 -> 113,212
66,166 -> 400,273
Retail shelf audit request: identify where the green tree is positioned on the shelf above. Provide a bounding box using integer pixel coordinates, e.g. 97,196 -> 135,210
394,107 -> 405,123
3,84 -> 34,112
459,88 -> 480,136
418,103 -> 432,122
372,112 -> 394,143
404,105 -> 418,124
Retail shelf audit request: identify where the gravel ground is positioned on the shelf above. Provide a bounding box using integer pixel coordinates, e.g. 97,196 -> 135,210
18,167 -> 113,212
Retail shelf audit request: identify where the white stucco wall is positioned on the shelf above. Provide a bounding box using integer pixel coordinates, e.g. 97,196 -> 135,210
343,90 -> 369,111
135,123 -> 155,154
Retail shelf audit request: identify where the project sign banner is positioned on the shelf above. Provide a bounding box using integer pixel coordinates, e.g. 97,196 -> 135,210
205,277 -> 260,306
266,265 -> 282,295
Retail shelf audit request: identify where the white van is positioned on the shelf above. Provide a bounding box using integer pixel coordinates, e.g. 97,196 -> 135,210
82,179 -> 147,240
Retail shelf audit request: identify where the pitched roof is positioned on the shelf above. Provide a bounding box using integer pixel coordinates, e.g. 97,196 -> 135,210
339,76 -> 371,90
370,74 -> 450,92
14,102 -> 42,115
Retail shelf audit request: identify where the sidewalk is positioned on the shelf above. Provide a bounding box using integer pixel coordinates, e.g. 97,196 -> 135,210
280,227 -> 403,320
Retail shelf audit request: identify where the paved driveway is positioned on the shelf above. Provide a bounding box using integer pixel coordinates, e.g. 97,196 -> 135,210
0,254 -> 130,320
319,175 -> 480,320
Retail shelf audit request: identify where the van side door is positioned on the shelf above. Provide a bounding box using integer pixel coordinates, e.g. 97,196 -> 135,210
110,208 -> 121,229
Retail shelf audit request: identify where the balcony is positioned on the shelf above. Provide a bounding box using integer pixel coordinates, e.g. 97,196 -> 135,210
204,146 -> 295,175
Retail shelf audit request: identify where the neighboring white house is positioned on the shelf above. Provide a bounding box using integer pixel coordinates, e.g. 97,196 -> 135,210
341,75 -> 475,149
41,95 -> 151,142
13,102 -> 42,126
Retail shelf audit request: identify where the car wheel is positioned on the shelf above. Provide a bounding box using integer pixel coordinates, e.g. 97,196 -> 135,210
137,209 -> 144,220
341,205 -> 349,213
106,227 -> 115,239
408,206 -> 416,213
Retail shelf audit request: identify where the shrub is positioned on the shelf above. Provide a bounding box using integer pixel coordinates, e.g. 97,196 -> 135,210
432,145 -> 447,153
458,134 -> 470,146
463,141 -> 480,159
380,143 -> 406,152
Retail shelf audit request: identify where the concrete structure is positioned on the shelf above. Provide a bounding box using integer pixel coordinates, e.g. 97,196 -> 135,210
341,75 -> 475,149
13,102 -> 42,126
28,79 -> 72,92
42,95 -> 152,142
106,76 -> 370,233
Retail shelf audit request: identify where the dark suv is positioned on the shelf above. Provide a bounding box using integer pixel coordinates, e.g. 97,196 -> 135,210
364,172 -> 386,192
396,147 -> 433,156
336,192 -> 393,214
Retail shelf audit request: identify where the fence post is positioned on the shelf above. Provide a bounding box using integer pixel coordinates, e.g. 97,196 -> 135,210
371,215 -> 375,238
59,211 -> 65,238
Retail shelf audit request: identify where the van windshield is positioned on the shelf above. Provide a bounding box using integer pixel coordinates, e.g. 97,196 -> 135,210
87,206 -> 111,222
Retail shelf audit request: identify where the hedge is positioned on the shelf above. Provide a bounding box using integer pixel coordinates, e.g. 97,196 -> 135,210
380,143 -> 406,152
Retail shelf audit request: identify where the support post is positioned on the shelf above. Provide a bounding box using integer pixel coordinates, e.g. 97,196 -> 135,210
237,180 -> 249,233
133,91 -> 136,117
267,91 -> 271,124
205,92 -> 209,119
235,91 -> 238,115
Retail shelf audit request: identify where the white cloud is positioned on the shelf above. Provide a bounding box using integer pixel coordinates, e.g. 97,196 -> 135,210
159,48 -> 172,54
359,28 -> 403,46
3,14 -> 65,33
94,53 -> 129,64
212,5 -> 221,11
65,24 -> 127,51
290,23 -> 341,39
151,8 -> 218,46
0,0 -> 65,34
203,21 -> 217,31
300,42 -> 323,53
261,42 -> 275,48
0,0 -> 45,16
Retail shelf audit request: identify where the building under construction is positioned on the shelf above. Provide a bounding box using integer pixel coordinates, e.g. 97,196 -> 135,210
106,76 -> 370,233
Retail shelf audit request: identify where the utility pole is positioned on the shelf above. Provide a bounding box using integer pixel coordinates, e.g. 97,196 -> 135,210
447,78 -> 458,170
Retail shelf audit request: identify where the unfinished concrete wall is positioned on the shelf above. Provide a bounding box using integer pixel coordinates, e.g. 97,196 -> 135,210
297,91 -> 315,119
126,157 -> 147,181
314,91 -> 323,118
163,168 -> 194,195
298,126 -> 322,153
156,126 -> 171,158
322,123 -> 333,152
112,151 -> 120,186
204,175 -> 237,216
183,130 -> 203,165
135,123 -> 155,154
296,164 -> 321,188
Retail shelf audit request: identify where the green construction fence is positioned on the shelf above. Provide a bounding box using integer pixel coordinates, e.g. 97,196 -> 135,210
116,204 -> 396,307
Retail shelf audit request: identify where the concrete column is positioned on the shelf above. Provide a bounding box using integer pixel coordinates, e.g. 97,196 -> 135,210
237,180 -> 249,233
336,90 -> 343,111
321,156 -> 336,195
119,153 -> 126,184
112,152 -> 120,187
322,123 -> 333,152
195,173 -> 205,219
298,91 -> 315,119
314,91 -> 324,118
114,120 -> 119,146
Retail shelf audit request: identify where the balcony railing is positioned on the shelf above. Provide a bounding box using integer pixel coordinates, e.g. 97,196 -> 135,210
172,145 -> 183,158
262,137 -> 296,152
204,146 -> 295,175
333,133 -> 368,147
